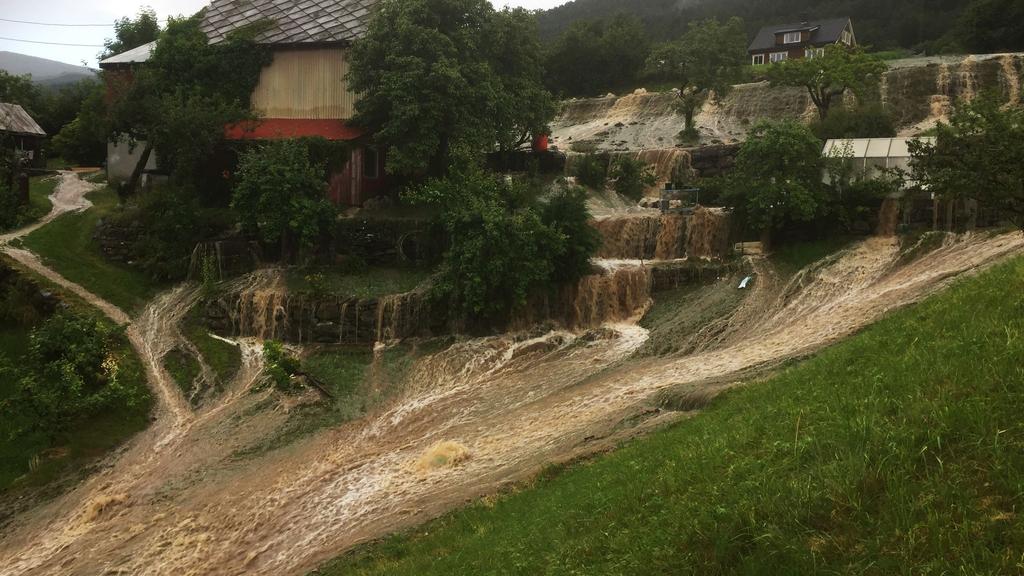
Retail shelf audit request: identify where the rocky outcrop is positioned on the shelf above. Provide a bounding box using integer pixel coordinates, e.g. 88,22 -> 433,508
552,53 -> 1024,165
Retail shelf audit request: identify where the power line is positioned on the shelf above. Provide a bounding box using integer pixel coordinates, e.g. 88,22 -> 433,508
0,36 -> 105,48
0,17 -> 113,27
0,16 -> 171,27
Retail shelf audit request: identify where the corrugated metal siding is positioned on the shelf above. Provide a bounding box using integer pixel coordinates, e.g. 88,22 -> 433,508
251,48 -> 357,120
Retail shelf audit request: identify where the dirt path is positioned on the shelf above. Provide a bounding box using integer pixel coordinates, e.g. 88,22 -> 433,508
1,221 -> 1020,575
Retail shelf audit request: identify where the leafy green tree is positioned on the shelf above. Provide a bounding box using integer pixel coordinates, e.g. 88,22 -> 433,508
102,7 -> 162,59
541,184 -> 601,283
232,140 -> 335,257
488,9 -> 557,156
11,312 -> 145,438
609,156 -> 656,201
349,0 -> 555,179
767,45 -> 887,121
0,71 -> 41,116
108,15 -> 271,191
50,82 -> 108,165
909,96 -> 1024,229
722,121 -> 826,247
573,154 -> 609,190
406,169 -> 565,320
545,14 -> 650,97
645,17 -> 747,140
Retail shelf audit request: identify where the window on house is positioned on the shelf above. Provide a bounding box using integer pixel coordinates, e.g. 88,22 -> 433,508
805,48 -> 824,59
752,54 -> 765,65
784,32 -> 802,44
841,30 -> 852,45
770,52 -> 788,63
363,147 -> 380,179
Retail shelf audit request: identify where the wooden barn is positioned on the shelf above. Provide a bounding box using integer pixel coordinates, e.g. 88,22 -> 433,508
0,102 -> 46,168
200,0 -> 387,206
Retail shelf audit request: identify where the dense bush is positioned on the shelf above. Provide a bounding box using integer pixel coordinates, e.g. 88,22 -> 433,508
811,104 -> 896,140
232,140 -> 336,259
720,121 -> 828,246
2,311 -> 148,439
609,156 -> 656,201
573,154 -> 608,190
541,184 -> 602,282
407,168 -> 596,322
263,340 -> 302,392
909,96 -> 1024,229
106,185 -> 235,281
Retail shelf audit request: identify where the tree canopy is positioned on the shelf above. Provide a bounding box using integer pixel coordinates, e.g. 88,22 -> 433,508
544,14 -> 650,97
721,121 -> 827,246
348,0 -> 555,179
909,97 -> 1024,229
102,7 -> 162,59
645,17 -> 748,140
108,15 -> 271,186
767,46 -> 887,121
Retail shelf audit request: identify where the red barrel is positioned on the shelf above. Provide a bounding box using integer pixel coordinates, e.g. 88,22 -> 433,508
532,133 -> 549,152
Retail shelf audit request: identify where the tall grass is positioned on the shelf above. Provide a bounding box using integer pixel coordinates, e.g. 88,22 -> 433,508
315,256 -> 1024,575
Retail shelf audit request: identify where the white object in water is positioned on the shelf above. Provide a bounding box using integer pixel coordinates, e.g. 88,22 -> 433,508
738,276 -> 753,290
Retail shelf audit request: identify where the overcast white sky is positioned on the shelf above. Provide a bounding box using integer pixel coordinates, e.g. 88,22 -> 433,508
0,0 -> 566,68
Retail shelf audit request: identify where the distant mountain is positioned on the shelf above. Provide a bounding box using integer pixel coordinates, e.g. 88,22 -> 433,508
0,51 -> 97,87
536,0 -> 973,51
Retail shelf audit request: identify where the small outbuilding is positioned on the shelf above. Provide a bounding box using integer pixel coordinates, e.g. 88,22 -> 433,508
0,102 -> 47,168
822,137 -> 936,182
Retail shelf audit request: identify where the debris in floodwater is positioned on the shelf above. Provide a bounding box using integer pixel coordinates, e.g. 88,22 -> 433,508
416,441 -> 470,472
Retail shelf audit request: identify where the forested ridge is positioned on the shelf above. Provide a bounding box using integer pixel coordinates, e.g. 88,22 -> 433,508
537,0 -> 1023,54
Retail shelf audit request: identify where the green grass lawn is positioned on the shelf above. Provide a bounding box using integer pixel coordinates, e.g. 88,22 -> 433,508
285,267 -> 432,299
183,305 -> 242,385
315,256 -> 1024,575
20,185 -> 164,315
770,236 -> 857,278
233,347 -> 374,460
164,347 -> 202,401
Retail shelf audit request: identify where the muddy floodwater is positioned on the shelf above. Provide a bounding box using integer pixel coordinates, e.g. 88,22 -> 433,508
1,173 -> 1022,575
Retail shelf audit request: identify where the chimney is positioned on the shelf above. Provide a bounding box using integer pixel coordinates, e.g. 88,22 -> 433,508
800,12 -> 809,26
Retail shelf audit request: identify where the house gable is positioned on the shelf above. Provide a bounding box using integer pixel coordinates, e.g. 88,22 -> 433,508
748,17 -> 855,62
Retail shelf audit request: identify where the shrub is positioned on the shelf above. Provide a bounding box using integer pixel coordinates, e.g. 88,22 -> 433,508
573,154 -> 608,190
109,185 -> 234,281
541,184 -> 602,282
407,168 -> 585,322
609,156 -> 656,201
232,140 -> 336,259
5,311 -> 147,438
263,340 -> 302,392
811,104 -> 896,140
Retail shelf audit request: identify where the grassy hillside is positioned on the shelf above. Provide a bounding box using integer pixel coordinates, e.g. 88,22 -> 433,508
315,255 -> 1024,575
20,184 -> 164,315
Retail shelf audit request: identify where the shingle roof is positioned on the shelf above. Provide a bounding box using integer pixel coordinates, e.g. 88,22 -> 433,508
98,41 -> 157,68
199,0 -> 380,45
748,18 -> 851,53
0,103 -> 45,137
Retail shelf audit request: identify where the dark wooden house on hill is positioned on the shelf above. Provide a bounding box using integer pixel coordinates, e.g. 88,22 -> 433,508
748,17 -> 857,65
